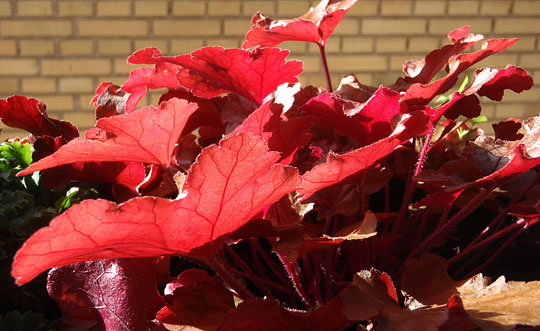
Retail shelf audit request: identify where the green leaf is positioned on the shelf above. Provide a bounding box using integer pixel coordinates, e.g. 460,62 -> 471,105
470,115 -> 488,125
56,186 -> 80,213
457,75 -> 469,93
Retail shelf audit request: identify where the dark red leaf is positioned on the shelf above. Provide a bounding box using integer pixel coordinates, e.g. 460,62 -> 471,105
298,111 -> 429,201
335,74 -> 378,103
221,297 -> 349,330
402,38 -> 518,105
127,47 -> 303,107
243,0 -> 357,48
464,65 -> 533,101
91,82 -> 128,120
157,269 -> 235,330
492,118 -> 523,141
12,133 -> 301,285
232,100 -> 312,164
47,258 -> 165,331
0,95 -> 78,141
301,86 -> 404,146
18,98 -> 197,175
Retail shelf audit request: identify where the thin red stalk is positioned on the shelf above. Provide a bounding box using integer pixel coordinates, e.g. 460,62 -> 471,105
408,186 -> 493,260
250,238 -> 268,276
449,219 -> 527,271
223,244 -> 276,300
212,250 -> 253,300
253,241 -> 289,284
228,268 -> 297,296
276,252 -> 314,307
463,226 -> 527,279
318,44 -> 333,92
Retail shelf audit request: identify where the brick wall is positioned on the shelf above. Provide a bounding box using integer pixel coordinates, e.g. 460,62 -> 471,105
1,0 -> 539,138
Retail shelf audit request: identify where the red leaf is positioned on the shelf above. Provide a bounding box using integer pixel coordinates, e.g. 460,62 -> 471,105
91,82 -> 128,120
47,258 -> 165,330
402,38 -> 518,105
18,98 -> 197,176
464,65 -> 533,101
298,111 -> 429,201
0,95 -> 78,141
221,297 -> 349,330
232,100 -> 312,164
301,86 -> 404,146
12,133 -> 301,285
242,0 -> 357,48
493,118 -> 523,141
157,269 -> 236,330
127,47 -> 303,107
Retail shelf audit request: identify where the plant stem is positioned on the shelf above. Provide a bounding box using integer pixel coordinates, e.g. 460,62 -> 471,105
276,252 -> 314,308
211,250 -> 253,300
319,44 -> 333,93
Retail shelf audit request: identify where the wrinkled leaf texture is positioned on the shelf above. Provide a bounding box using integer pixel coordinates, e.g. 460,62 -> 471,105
12,133 -> 300,284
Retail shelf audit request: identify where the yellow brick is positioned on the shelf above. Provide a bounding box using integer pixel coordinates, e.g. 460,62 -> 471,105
114,58 -> 149,75
22,78 -> 56,93
135,1 -> 168,17
224,19 -> 252,36
79,20 -> 148,37
0,40 -> 16,55
429,19 -> 491,34
243,1 -> 275,16
479,1 -> 511,15
327,55 -> 387,71
408,37 -> 439,52
0,59 -> 37,76
510,37 -> 536,51
521,54 -> 540,69
98,76 -> 129,86
19,39 -> 55,56
332,19 -> 359,35
1,20 -> 72,37
42,59 -> 111,76
97,1 -> 131,16
472,54 -> 519,69
0,78 -> 18,94
362,19 -> 426,35
341,37 -> 374,53
170,39 -> 205,54
0,129 -> 29,140
375,37 -> 406,53
62,111 -> 96,128
287,55 -> 320,73
307,38 -> 338,54
414,1 -> 446,15
59,78 -> 94,93
33,95 -> 75,112
373,71 -> 403,85
17,1 -> 52,16
495,104 -> 525,119
501,88 -> 539,103
98,39 -> 132,56
79,94 -> 96,111
448,1 -> 479,15
277,1 -> 310,17
494,19 -> 540,34
60,40 -> 94,56
134,39 -> 168,53
154,20 -> 220,36
513,1 -> 540,15
172,1 -> 206,16
0,1 -> 12,17
345,1 -> 379,16
524,103 -> 540,118
58,1 -> 94,17
205,38 -> 240,49
208,1 -> 240,16
380,1 -> 412,16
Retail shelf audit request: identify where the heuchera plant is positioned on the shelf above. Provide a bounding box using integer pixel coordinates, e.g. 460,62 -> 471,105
1,0 -> 540,329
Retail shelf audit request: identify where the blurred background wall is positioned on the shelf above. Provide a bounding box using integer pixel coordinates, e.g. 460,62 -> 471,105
1,0 -> 539,138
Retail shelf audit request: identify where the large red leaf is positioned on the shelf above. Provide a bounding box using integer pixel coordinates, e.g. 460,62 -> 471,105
127,47 -> 303,107
298,111 -> 429,201
232,100 -> 312,164
464,65 -> 533,101
301,86 -> 404,146
12,133 -> 301,285
242,0 -> 357,48
18,98 -> 197,176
